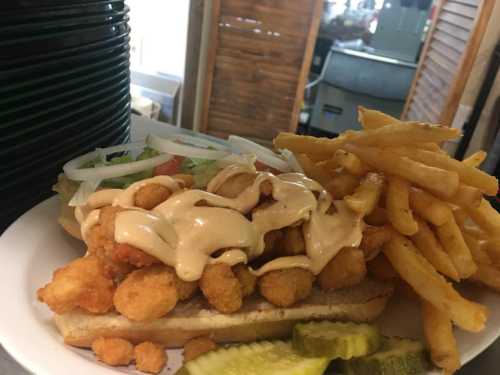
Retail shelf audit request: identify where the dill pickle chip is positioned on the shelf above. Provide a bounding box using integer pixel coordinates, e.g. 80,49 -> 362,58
343,337 -> 429,375
176,340 -> 329,375
293,321 -> 382,359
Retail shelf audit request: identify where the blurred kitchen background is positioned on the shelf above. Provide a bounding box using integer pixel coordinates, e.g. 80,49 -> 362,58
127,0 -> 499,184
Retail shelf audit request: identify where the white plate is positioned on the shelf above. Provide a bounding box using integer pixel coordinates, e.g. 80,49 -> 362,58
1,197 -> 500,375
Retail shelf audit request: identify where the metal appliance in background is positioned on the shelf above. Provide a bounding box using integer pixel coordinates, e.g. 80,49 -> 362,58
307,0 -> 431,135
0,0 -> 131,231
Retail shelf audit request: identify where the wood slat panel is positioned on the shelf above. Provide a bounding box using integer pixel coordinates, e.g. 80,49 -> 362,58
415,78 -> 446,109
218,14 -> 310,37
436,20 -> 471,41
411,94 -> 440,123
412,88 -> 441,119
451,0 -> 479,5
222,0 -> 315,16
443,2 -> 477,18
208,113 -> 288,139
424,58 -> 454,84
420,69 -> 450,95
430,38 -> 463,62
440,11 -> 474,29
427,48 -> 458,74
433,30 -> 466,53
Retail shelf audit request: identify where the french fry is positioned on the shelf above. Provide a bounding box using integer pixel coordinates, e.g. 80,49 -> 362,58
324,172 -> 360,200
360,225 -> 393,261
435,217 -> 477,278
411,217 -> 460,282
331,149 -> 369,176
367,253 -> 398,281
440,184 -> 482,209
390,147 -> 498,196
383,233 -> 488,332
357,106 -> 399,129
451,206 -> 467,228
364,206 -> 388,226
463,232 -> 492,265
344,144 -> 459,198
294,153 -> 331,187
483,238 -> 500,264
462,225 -> 488,240
421,300 -> 461,374
275,123 -> 459,156
466,198 -> 500,235
470,263 -> 500,293
463,150 -> 487,168
386,176 -> 419,235
409,188 -> 453,226
344,172 -> 385,215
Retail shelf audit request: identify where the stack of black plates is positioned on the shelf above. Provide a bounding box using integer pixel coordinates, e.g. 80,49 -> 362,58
0,0 -> 131,230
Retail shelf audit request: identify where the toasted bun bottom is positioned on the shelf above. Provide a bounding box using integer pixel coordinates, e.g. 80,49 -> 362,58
58,200 -> 82,241
55,279 -> 393,348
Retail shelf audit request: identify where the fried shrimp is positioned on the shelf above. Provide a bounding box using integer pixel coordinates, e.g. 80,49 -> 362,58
233,264 -> 257,297
134,342 -> 167,374
173,272 -> 198,301
92,337 -> 134,366
113,265 -> 178,321
199,263 -> 242,313
258,268 -> 314,307
87,205 -> 158,271
318,247 -> 366,291
134,183 -> 172,210
183,337 -> 217,362
214,173 -> 256,198
37,255 -> 115,314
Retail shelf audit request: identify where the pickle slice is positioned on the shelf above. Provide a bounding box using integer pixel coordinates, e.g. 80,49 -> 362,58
176,341 -> 329,375
293,321 -> 382,359
343,337 -> 429,375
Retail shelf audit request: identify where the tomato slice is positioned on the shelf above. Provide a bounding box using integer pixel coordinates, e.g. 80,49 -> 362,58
153,156 -> 185,176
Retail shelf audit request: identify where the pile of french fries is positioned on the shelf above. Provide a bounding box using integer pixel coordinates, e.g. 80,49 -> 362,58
274,107 -> 500,374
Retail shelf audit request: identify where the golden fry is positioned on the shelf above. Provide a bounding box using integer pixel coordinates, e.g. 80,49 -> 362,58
411,217 -> 459,282
386,176 -> 419,235
483,238 -> 500,264
451,207 -> 467,228
463,150 -> 487,168
330,150 -> 370,176
462,225 -> 488,241
325,172 -> 361,200
344,144 -> 459,198
409,188 -> 453,226
470,263 -> 500,293
467,198 -> 500,235
294,153 -> 331,187
274,124 -> 459,157
390,147 -> 498,196
435,218 -> 477,278
357,106 -> 399,129
344,172 -> 385,215
463,232 -> 492,265
383,233 -> 487,332
440,184 -> 482,209
421,300 -> 461,374
364,207 -> 388,226
360,225 -> 393,261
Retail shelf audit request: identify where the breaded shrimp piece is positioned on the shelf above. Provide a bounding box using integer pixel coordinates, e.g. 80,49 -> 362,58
173,272 -> 198,301
214,173 -> 256,198
37,255 -> 115,314
233,264 -> 257,297
134,341 -> 167,374
134,183 -> 172,210
318,247 -> 366,291
183,337 -> 217,362
113,243 -> 158,268
92,337 -> 134,366
258,268 -> 314,307
113,265 -> 178,321
199,263 -> 242,313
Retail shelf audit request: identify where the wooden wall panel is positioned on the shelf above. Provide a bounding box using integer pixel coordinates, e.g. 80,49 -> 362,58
200,0 -> 323,141
403,0 -> 495,126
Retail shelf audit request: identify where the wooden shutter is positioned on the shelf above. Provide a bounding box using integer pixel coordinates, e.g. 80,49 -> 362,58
402,0 -> 495,126
199,0 -> 323,141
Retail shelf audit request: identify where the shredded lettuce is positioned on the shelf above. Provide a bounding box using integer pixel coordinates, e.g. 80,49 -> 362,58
181,158 -> 220,188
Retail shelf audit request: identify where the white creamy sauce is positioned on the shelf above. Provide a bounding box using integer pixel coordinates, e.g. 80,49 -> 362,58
77,164 -> 363,281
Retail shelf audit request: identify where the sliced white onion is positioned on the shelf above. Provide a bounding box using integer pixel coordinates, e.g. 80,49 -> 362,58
228,135 -> 291,172
216,153 -> 257,169
173,133 -> 230,151
68,179 -> 101,207
147,134 -> 229,160
279,149 -> 304,173
63,143 -> 173,181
